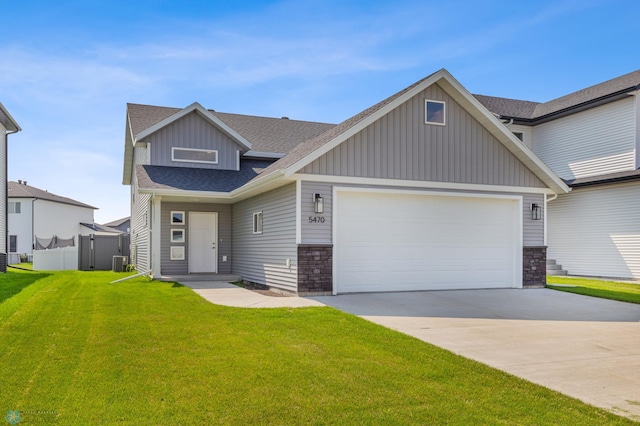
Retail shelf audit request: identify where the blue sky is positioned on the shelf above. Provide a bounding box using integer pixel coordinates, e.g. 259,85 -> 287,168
1,0 -> 638,223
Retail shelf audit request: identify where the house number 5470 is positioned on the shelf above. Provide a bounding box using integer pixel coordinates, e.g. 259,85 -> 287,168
308,216 -> 325,223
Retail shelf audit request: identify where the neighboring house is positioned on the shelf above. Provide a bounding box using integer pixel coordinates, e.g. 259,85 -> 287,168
8,181 -> 98,257
102,216 -> 130,234
0,103 -> 21,272
475,69 -> 640,280
123,69 -> 570,294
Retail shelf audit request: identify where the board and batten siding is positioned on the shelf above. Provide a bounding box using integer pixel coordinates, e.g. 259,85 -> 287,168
301,83 -> 546,189
131,145 -> 151,272
147,111 -> 241,170
533,97 -> 636,180
232,183 -> 298,292
547,181 -> 640,279
160,202 -> 232,275
300,181 -> 545,247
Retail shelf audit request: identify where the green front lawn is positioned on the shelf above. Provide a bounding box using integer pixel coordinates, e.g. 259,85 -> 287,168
0,270 -> 634,425
547,276 -> 640,304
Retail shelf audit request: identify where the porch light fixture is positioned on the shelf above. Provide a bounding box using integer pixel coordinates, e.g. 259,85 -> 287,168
313,193 -> 324,214
531,203 -> 541,220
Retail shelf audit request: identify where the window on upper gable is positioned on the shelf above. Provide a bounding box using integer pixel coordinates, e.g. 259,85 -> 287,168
512,132 -> 524,141
171,147 -> 218,164
425,100 -> 446,125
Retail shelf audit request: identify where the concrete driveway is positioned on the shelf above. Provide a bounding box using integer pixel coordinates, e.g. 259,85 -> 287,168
311,289 -> 640,420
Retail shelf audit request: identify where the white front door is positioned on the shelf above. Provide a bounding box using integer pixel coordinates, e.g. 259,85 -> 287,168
189,212 -> 218,273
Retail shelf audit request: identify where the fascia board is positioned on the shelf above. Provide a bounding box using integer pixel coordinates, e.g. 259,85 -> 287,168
135,102 -> 253,151
282,70 -> 448,177
0,102 -> 21,132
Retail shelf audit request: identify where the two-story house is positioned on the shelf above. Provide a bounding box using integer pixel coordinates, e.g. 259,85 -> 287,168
0,103 -> 21,272
123,69 -> 570,294
8,180 -> 99,260
475,69 -> 640,280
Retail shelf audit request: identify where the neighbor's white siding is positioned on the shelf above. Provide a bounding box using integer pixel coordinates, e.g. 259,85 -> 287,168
33,200 -> 94,242
533,97 -> 636,180
547,181 -> 640,279
8,198 -> 34,253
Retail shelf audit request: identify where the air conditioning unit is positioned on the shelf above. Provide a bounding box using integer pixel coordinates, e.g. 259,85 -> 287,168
112,256 -> 128,272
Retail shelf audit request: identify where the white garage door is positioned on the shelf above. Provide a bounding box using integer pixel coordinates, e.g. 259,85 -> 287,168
335,190 -> 521,293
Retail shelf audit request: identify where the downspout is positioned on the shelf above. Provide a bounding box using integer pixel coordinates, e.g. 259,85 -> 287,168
4,128 -> 18,260
544,193 -> 559,247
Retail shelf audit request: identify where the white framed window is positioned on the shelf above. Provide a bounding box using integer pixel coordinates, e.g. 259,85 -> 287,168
171,147 -> 218,164
171,229 -> 185,243
170,246 -> 185,260
171,211 -> 185,225
8,202 -> 21,214
253,211 -> 263,234
425,100 -> 446,125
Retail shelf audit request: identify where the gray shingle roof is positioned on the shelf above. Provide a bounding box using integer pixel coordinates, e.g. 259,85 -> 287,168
475,69 -> 640,120
8,181 -> 96,209
136,159 -> 274,192
126,103 -> 334,155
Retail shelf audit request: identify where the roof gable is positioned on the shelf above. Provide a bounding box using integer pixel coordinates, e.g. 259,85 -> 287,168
8,181 -> 96,209
254,69 -> 569,194
134,102 -> 252,151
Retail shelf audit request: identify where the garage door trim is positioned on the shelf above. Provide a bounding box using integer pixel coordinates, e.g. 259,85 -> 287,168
332,187 -> 523,294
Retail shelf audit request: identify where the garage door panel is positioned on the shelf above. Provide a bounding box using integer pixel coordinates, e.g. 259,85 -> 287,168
335,191 -> 519,293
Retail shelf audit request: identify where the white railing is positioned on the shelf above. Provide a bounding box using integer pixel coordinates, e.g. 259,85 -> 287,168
33,247 -> 78,271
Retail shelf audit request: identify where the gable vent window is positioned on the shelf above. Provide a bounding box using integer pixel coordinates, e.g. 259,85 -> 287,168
171,147 -> 218,165
513,132 -> 524,141
425,100 -> 446,126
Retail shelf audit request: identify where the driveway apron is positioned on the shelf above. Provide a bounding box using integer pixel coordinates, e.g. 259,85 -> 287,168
310,288 -> 640,420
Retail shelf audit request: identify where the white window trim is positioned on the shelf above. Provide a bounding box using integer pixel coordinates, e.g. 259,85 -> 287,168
171,147 -> 219,165
253,211 -> 263,234
171,229 -> 185,243
8,201 -> 21,214
425,99 -> 446,126
170,246 -> 185,260
171,211 -> 185,225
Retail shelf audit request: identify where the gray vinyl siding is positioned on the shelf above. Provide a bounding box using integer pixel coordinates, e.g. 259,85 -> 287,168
232,183 -> 297,292
130,145 -> 150,271
147,111 -> 241,170
300,181 -> 545,247
160,202 -> 232,275
301,182 -> 332,244
0,125 -> 6,253
301,83 -> 546,188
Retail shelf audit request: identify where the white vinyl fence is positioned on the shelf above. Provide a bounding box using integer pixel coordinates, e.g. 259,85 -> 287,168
33,247 -> 79,271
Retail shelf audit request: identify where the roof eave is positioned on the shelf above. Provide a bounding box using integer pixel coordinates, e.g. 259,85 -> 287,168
0,102 -> 21,133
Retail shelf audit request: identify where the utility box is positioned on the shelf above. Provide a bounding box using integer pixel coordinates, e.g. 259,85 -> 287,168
112,256 -> 128,272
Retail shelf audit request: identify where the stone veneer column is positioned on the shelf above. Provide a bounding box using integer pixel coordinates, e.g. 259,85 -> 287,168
297,244 -> 333,294
523,246 -> 546,288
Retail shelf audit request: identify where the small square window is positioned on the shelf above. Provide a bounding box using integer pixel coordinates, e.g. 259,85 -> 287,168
8,202 -> 21,214
170,246 -> 185,260
425,100 -> 446,125
171,211 -> 185,225
171,229 -> 185,243
253,211 -> 263,234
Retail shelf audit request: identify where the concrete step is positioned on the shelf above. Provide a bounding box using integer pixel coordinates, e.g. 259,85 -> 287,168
547,269 -> 568,276
547,263 -> 564,271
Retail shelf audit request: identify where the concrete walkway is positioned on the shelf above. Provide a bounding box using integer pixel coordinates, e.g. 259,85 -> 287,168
310,289 -> 640,421
180,281 -> 325,308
